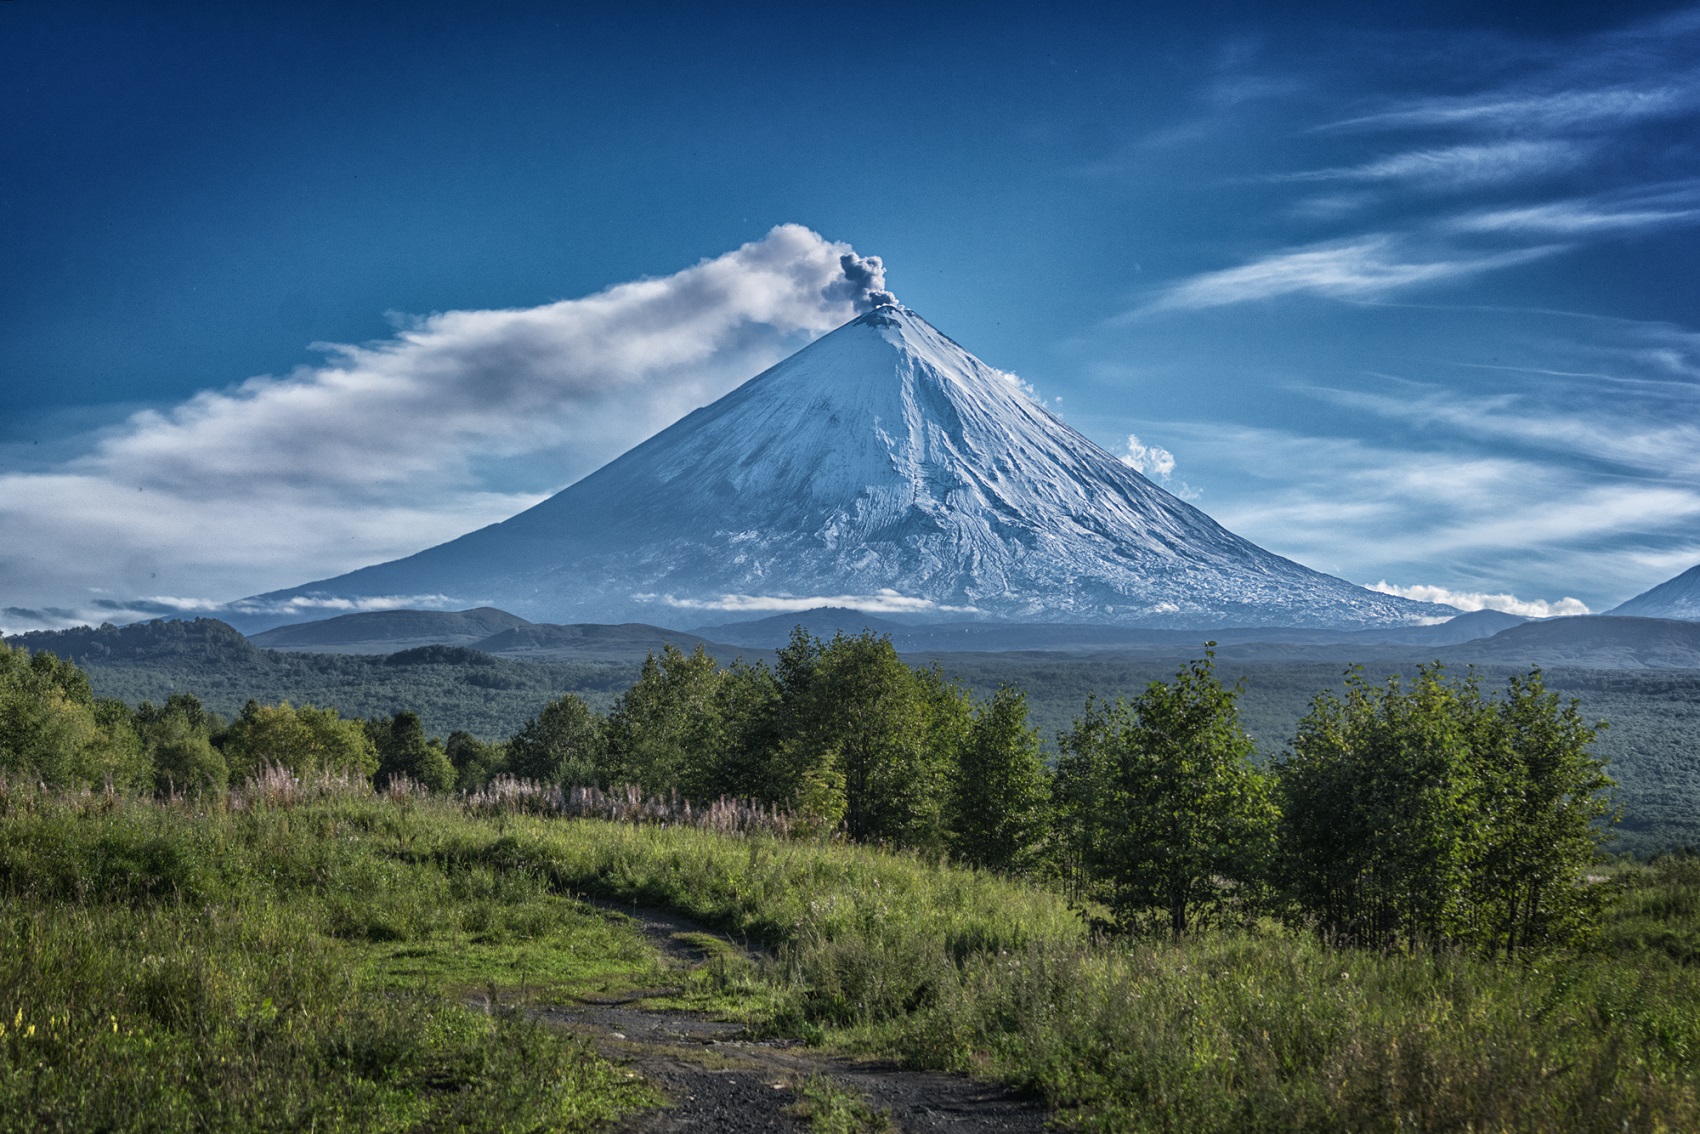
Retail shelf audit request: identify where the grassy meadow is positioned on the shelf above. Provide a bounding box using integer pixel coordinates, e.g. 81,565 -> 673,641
4,779 -> 1697,1132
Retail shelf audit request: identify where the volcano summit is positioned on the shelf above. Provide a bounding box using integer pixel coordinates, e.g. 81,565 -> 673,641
250,305 -> 1443,629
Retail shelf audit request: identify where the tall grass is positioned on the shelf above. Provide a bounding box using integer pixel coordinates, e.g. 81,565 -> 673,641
453,808 -> 1700,1132
0,782 -> 653,1132
7,782 -> 1698,1131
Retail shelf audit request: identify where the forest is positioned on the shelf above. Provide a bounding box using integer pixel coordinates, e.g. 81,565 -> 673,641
14,616 -> 1700,855
0,628 -> 1634,948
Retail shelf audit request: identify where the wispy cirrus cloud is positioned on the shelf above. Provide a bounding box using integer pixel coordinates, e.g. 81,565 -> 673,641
1326,83 -> 1700,134
0,226 -> 895,633
1140,9 -> 1700,316
1145,236 -> 1561,312
1447,182 -> 1700,235
1305,380 -> 1700,479
1324,8 -> 1700,134
1138,319 -> 1700,602
1451,202 -> 1700,235
1274,141 -> 1587,189
1088,11 -> 1700,612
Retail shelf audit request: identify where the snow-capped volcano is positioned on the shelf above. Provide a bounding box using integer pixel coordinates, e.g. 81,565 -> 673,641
249,305 -> 1445,629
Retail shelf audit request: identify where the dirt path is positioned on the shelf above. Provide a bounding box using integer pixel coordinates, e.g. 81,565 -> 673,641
546,902 -> 1054,1133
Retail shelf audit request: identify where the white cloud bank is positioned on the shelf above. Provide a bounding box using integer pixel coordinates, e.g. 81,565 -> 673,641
649,590 -> 980,615
1368,581 -> 1591,619
0,225 -> 894,631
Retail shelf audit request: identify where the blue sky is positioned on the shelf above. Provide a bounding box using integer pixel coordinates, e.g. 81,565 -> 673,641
3,0 -> 1699,630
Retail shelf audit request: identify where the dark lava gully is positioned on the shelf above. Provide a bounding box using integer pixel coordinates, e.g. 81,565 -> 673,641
537,903 -> 1054,1133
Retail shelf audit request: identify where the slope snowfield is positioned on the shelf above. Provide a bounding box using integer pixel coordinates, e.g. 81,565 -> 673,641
249,306 -> 1445,630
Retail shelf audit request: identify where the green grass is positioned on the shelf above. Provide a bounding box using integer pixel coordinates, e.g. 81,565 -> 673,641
1602,853 -> 1700,966
0,786 -> 658,1132
432,808 -> 1700,1133
7,786 -> 1700,1132
789,1073 -> 896,1133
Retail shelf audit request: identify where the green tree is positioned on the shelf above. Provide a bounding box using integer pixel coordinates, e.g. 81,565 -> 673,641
1053,693 -> 1119,907
370,710 -> 456,793
702,659 -> 783,801
0,644 -> 148,790
1277,664 -> 1614,952
505,695 -> 600,786
136,694 -> 227,794
1278,666 -> 1481,949
1471,670 -> 1614,952
752,629 -> 847,823
1058,650 -> 1274,938
445,730 -> 507,790
221,701 -> 379,782
601,644 -> 726,795
947,685 -> 1052,874
788,632 -> 955,847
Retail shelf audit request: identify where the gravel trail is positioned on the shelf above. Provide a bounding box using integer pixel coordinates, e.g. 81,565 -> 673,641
547,902 -> 1054,1133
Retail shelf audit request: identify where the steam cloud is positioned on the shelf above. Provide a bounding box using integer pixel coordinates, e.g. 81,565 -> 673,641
0,225 -> 900,632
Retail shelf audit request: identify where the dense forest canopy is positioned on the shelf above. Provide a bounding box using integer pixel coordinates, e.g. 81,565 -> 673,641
9,617 -> 1697,855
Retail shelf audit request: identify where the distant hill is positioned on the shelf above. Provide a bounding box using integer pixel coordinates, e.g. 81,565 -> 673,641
249,607 -> 532,652
1442,616 -> 1700,668
693,607 -> 914,647
696,606 -> 1525,655
469,622 -> 729,661
1370,608 -> 1527,645
1611,564 -> 1700,621
6,617 -> 257,665
248,606 -> 737,661
5,618 -> 637,738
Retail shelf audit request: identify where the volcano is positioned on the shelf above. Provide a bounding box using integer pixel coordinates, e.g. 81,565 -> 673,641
249,305 -> 1445,629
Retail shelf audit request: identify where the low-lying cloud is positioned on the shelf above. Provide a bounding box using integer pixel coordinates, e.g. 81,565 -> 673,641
651,590 -> 981,616
0,225 -> 896,632
1368,581 -> 1591,619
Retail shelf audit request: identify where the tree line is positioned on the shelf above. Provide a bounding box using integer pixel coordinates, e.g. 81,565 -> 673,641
0,629 -> 1615,952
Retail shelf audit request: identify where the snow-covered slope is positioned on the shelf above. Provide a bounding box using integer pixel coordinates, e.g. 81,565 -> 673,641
250,305 -> 1446,629
1610,564 -> 1700,621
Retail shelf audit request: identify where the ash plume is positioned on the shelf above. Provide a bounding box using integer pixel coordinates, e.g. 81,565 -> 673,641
832,251 -> 899,311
